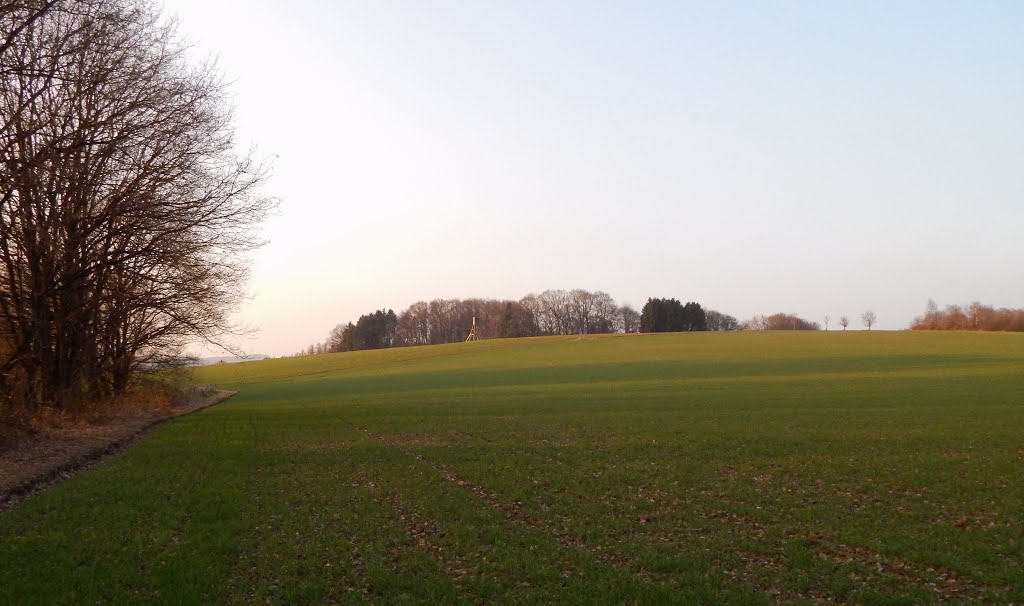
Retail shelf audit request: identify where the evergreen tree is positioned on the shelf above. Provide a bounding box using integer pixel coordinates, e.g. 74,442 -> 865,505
641,298 -> 707,332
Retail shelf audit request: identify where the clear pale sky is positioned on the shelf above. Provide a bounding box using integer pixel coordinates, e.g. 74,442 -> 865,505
162,1 -> 1024,356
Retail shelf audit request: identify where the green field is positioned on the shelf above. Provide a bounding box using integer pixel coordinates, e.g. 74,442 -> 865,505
1,332 -> 1022,604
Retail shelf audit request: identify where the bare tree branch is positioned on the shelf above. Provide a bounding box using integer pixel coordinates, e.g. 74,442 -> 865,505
1,0 -> 273,413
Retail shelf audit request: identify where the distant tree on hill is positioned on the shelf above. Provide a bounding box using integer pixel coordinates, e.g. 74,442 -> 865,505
587,292 -> 619,334
640,298 -> 707,332
396,301 -> 431,346
518,289 -> 620,336
862,310 -> 877,330
327,324 -> 347,352
618,305 -> 641,333
682,302 -> 707,331
498,302 -> 538,338
523,290 -> 571,335
641,298 -> 677,332
743,313 -> 820,330
839,315 -> 850,330
569,289 -> 597,334
354,310 -> 398,349
705,309 -> 740,331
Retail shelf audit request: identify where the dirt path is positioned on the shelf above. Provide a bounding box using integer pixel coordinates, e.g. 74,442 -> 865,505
0,389 -> 237,512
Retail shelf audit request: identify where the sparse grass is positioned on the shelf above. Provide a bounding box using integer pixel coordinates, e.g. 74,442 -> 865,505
1,331 -> 1022,604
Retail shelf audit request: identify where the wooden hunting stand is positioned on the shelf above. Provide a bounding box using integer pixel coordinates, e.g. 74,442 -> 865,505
465,316 -> 479,342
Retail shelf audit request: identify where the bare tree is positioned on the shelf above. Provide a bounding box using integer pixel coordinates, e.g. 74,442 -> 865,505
742,315 -> 767,330
706,309 -> 739,331
861,311 -> 877,330
0,1 -> 62,58
617,304 -> 641,333
534,290 -> 573,335
497,301 -> 537,338
824,315 -> 830,331
518,293 -> 542,333
587,291 -> 617,334
743,313 -> 819,331
0,0 -> 272,413
395,301 -> 430,346
326,324 -> 348,352
839,315 -> 849,330
427,299 -> 459,344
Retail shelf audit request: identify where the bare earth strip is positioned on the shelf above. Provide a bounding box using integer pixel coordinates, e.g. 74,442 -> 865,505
0,389 -> 237,511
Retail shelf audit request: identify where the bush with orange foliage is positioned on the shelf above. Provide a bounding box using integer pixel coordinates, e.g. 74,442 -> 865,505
910,300 -> 1024,332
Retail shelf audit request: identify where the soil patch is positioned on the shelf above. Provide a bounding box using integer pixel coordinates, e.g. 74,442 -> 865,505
0,389 -> 237,511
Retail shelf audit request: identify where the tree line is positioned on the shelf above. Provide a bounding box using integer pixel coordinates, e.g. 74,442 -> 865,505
298,292 -> 859,355
297,292 -> 896,355
911,300 -> 1024,332
300,290 -> 641,355
1,1 -> 271,420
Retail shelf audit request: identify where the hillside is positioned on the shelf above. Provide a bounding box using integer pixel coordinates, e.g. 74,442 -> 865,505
2,332 -> 1022,604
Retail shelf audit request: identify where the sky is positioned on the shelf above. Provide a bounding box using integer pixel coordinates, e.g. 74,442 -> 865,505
159,0 -> 1024,356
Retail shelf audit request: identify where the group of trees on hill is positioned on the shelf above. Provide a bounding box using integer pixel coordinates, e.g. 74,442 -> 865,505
741,311 -> 878,331
522,289 -> 624,335
298,290 -> 900,356
296,295 -> 895,356
911,300 -> 1024,332
298,291 -> 752,356
323,310 -> 400,353
743,313 -> 821,331
640,298 -> 711,332
300,290 -> 651,355
0,1 -> 270,419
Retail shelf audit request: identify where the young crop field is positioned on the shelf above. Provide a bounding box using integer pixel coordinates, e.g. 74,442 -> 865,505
1,332 -> 1022,604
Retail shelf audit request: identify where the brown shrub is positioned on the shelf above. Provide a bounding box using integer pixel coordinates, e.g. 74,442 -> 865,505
911,300 -> 1024,332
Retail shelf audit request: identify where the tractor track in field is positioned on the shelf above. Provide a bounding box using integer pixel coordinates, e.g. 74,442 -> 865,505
365,428 -> 831,601
0,389 -> 237,512
363,429 -> 641,573
364,429 -> 1009,605
356,469 -> 484,603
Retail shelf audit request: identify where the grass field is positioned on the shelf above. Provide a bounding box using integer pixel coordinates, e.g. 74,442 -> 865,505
1,331 -> 1022,604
